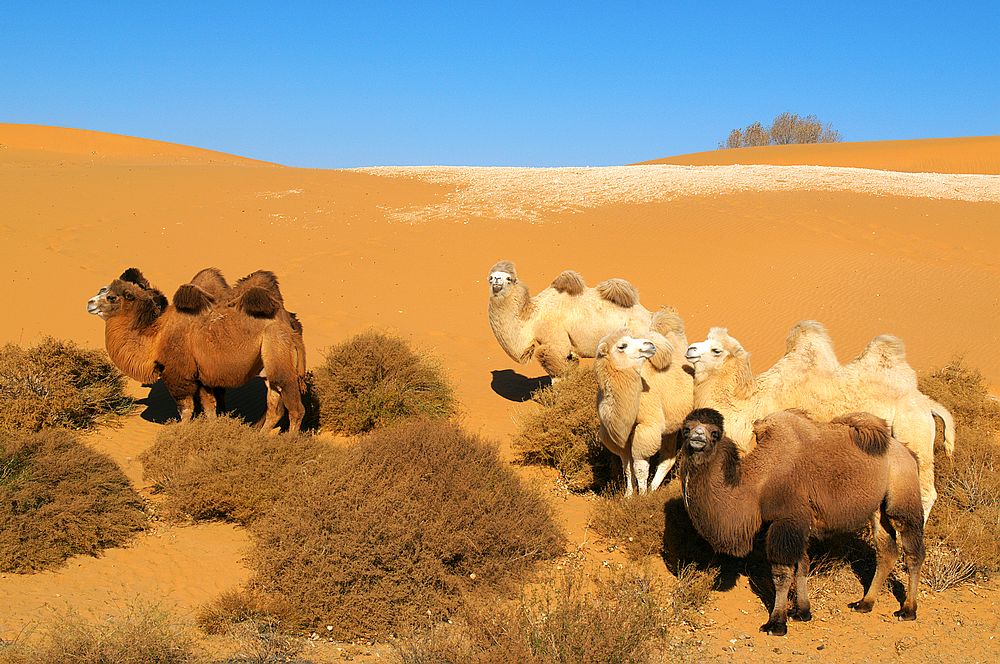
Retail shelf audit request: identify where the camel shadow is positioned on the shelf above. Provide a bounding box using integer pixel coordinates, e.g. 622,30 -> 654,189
490,369 -> 551,402
139,378 -> 268,425
661,494 -> 743,592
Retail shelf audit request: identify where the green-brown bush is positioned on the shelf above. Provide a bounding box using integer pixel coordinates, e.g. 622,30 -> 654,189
0,604 -> 194,664
248,419 -> 565,639
511,367 -> 613,492
919,360 -> 1000,589
397,567 -> 672,664
0,337 -> 134,432
0,428 -> 146,573
140,417 -> 335,525
312,331 -> 456,435
721,112 -> 841,149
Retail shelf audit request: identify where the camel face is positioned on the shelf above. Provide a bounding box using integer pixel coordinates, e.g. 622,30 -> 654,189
87,286 -> 111,319
686,329 -> 737,380
87,282 -> 135,320
599,333 -> 656,371
681,412 -> 723,454
489,270 -> 515,295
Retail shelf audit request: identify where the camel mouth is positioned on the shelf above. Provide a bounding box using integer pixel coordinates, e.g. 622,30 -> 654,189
491,283 -> 504,295
686,433 -> 708,450
684,350 -> 701,363
638,341 -> 656,358
86,301 -> 101,315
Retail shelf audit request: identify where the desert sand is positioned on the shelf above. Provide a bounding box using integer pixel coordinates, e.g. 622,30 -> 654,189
1,125 -> 998,661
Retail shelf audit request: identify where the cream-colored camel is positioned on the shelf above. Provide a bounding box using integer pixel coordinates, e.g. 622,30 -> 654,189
595,309 -> 694,495
488,260 -> 652,378
684,321 -> 955,520
87,268 -> 304,433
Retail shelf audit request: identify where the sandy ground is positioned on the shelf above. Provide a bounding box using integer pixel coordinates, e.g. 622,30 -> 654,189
0,125 -> 998,661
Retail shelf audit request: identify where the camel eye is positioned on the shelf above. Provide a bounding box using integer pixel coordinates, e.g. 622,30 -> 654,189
106,294 -> 118,303
124,292 -> 134,301
711,348 -> 723,355
682,427 -> 690,436
617,343 -> 627,351
711,430 -> 720,441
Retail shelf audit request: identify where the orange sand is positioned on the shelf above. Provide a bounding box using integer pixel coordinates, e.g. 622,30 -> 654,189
1,125 -> 998,660
640,135 -> 1000,175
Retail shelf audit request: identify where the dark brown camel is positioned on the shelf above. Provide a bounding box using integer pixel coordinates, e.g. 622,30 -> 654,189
678,407 -> 924,636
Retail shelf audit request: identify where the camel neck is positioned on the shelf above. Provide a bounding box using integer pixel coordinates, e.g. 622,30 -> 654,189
681,440 -> 760,557
693,353 -> 755,409
488,282 -> 536,363
105,315 -> 162,384
595,359 -> 642,448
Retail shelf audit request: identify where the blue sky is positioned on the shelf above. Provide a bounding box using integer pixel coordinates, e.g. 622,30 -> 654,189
3,2 -> 997,167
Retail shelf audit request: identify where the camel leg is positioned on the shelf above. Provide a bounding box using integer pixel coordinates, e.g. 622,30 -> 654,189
174,395 -> 196,423
649,430 -> 681,492
258,383 -> 286,435
621,454 -> 634,497
851,513 -> 897,613
536,339 -> 575,378
791,549 -> 812,621
887,497 -> 925,621
761,564 -> 794,636
632,456 -> 650,496
918,466 -> 937,526
280,382 -> 305,434
648,455 -> 675,492
197,385 -> 218,419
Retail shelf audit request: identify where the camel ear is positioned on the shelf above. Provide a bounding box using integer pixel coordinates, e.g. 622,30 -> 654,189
173,284 -> 213,314
596,341 -> 610,357
120,268 -> 151,289
238,287 -> 279,318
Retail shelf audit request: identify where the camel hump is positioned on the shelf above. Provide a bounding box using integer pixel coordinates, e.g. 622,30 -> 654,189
651,307 -> 685,337
596,278 -> 639,308
119,267 -> 152,290
173,284 -> 214,314
831,412 -> 891,456
235,270 -> 282,297
857,334 -> 907,368
190,267 -> 229,297
550,270 -> 586,295
238,286 -> 280,318
785,320 -> 832,352
489,259 -> 517,279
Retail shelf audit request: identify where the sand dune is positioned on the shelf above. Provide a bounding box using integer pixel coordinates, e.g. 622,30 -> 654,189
640,135 -> 1000,175
1,126 -> 998,655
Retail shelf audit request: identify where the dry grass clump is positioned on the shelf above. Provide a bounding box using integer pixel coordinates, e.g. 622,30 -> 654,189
0,604 -> 194,664
140,417 -> 334,525
918,360 -> 1000,589
249,419 -> 565,639
0,337 -> 134,432
721,112 -> 841,148
312,331 -> 456,435
512,367 -> 611,492
397,567 -> 671,664
0,429 -> 146,573
592,490 -> 670,560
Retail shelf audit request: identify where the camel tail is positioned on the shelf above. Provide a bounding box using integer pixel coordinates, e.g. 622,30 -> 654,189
929,399 -> 956,457
289,312 -> 308,390
173,284 -> 214,314
596,278 -> 639,308
238,287 -> 280,318
651,307 -> 685,337
550,270 -> 586,295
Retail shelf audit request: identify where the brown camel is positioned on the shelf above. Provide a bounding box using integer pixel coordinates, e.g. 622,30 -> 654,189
678,408 -> 924,636
87,268 -> 304,433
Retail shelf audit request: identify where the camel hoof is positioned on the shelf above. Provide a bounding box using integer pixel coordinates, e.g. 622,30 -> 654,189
849,601 -> 873,613
760,621 -> 787,637
790,608 -> 812,622
894,609 -> 917,621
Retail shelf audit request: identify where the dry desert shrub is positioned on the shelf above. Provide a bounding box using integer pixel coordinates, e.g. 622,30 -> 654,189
0,337 -> 134,432
592,490 -> 671,560
0,603 -> 194,664
140,417 -> 335,525
312,330 -> 456,434
0,428 -> 146,573
397,567 -> 671,664
511,367 -> 612,492
918,360 -> 1000,589
249,419 -> 565,639
721,112 -> 841,148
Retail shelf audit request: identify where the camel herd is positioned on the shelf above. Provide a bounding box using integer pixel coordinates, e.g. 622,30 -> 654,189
85,261 -> 947,635
487,258 -> 951,633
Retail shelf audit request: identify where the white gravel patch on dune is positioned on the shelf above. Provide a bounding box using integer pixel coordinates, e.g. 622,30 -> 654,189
355,164 -> 1000,223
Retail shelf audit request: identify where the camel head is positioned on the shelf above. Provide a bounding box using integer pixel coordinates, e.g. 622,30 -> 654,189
596,330 -> 657,372
685,327 -> 744,382
681,408 -> 725,456
488,260 -> 518,296
87,269 -> 166,327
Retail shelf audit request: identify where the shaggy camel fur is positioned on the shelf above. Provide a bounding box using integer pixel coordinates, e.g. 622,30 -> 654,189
594,309 -> 693,495
487,260 -> 652,378
87,268 -> 304,433
679,408 -> 924,636
684,321 -> 954,521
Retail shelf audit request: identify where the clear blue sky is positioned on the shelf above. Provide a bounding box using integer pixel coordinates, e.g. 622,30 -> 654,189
3,2 -> 997,167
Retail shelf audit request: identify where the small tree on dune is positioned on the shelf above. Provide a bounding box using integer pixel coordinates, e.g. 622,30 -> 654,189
720,113 -> 841,148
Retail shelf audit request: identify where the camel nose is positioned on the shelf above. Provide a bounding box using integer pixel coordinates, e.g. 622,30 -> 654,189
685,346 -> 699,361
640,341 -> 656,357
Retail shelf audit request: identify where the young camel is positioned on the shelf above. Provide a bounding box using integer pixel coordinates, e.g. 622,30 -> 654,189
487,260 -> 652,378
594,309 -> 693,495
679,408 -> 924,636
684,322 -> 954,521
87,268 -> 304,433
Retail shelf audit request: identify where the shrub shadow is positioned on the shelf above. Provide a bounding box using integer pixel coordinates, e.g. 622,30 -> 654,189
490,369 -> 551,402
